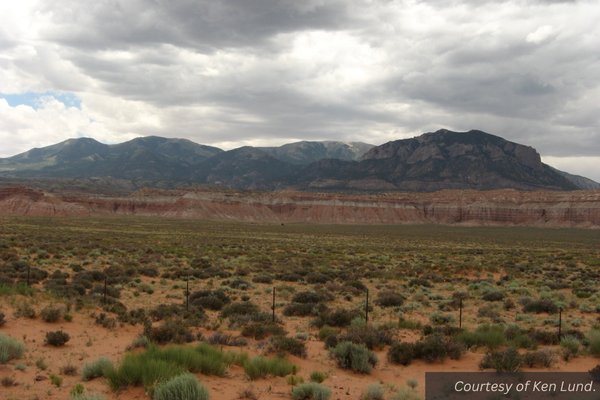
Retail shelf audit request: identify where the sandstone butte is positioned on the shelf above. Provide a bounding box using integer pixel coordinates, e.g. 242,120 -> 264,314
1,185 -> 600,228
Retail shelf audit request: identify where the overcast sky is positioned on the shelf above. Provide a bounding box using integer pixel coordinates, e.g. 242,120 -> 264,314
1,0 -> 599,180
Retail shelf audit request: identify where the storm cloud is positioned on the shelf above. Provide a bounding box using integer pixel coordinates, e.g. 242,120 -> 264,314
1,0 -> 599,179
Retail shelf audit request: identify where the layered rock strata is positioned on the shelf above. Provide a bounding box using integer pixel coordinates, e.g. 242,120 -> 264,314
1,186 -> 600,228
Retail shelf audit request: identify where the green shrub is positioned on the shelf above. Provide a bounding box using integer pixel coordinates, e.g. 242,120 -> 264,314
41,306 -> 62,322
339,323 -> 395,350
50,373 -> 63,387
291,382 -> 332,400
243,356 -> 297,380
429,313 -> 456,326
364,383 -> 385,400
456,325 -> 506,350
71,393 -> 108,400
479,348 -> 523,372
266,336 -> 307,358
522,298 -> 559,314
560,335 -> 581,361
0,334 -> 25,363
397,319 -> 423,330
523,349 -> 557,368
374,291 -> 404,308
153,373 -> 209,400
310,370 -> 326,383
392,387 -> 423,400
70,383 -> 84,396
387,342 -> 415,366
81,357 -> 114,381
328,341 -> 378,374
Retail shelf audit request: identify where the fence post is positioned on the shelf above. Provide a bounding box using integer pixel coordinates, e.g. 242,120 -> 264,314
365,289 -> 369,323
272,287 -> 276,322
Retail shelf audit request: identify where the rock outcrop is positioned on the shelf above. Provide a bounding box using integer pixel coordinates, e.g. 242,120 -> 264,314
0,186 -> 90,216
2,186 -> 600,228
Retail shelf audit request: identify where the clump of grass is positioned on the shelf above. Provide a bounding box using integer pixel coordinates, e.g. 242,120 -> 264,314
0,333 -> 25,363
329,341 -> 378,374
243,356 -> 297,380
392,387 -> 423,400
70,393 -> 107,400
291,382 -> 332,400
50,373 -> 63,387
81,357 -> 114,381
106,343 -> 247,393
364,383 -> 385,400
153,373 -> 209,400
456,324 -> 506,350
310,370 -> 326,383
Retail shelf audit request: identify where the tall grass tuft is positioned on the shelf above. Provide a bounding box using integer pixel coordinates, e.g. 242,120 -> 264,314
291,382 -> 332,400
0,334 -> 25,364
81,357 -> 114,381
244,356 -> 297,380
153,373 -> 209,400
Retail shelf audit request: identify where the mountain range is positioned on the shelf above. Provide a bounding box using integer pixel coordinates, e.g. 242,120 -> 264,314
1,129 -> 598,193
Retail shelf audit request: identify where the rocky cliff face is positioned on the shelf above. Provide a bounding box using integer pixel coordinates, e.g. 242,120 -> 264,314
2,186 -> 600,228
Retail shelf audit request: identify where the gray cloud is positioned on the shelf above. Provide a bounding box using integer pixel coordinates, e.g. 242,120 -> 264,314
0,0 -> 598,178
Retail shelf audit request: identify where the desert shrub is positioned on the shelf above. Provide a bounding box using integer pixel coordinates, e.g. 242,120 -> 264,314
0,333 -> 25,363
0,313 -> 5,327
292,291 -> 327,304
50,373 -> 63,387
220,302 -> 261,318
144,318 -> 195,344
45,330 -> 70,346
127,335 -> 151,351
95,313 -> 117,330
279,273 -> 302,282
41,306 -> 62,323
522,298 -> 559,314
153,373 -> 209,400
408,278 -> 432,288
451,290 -> 470,300
456,324 -> 506,350
482,291 -> 505,302
241,321 -> 287,340
291,382 -> 332,400
392,387 -> 423,400
190,289 -> 230,310
337,323 -> 395,350
284,302 -> 329,317
243,356 -> 297,380
81,357 -> 114,381
310,370 -> 326,383
313,308 -> 364,328
252,275 -> 273,284
586,330 -> 600,356
328,341 -> 378,374
477,304 -> 502,321
415,334 -> 449,363
397,318 -> 423,330
374,290 -> 404,308
266,336 -> 307,358
429,313 -> 456,326
529,329 -> 559,345
306,273 -> 330,284
364,383 -> 385,400
560,335 -> 581,361
479,348 -> 523,372
503,298 -> 516,310
523,349 -> 557,367
387,342 -> 415,365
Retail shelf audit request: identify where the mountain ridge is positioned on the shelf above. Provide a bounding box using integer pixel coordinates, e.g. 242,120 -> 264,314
0,129 -> 596,193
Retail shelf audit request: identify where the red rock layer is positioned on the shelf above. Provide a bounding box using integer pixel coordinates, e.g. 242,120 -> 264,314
2,186 -> 600,227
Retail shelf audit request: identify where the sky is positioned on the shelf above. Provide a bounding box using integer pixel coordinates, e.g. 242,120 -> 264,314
0,0 -> 599,181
